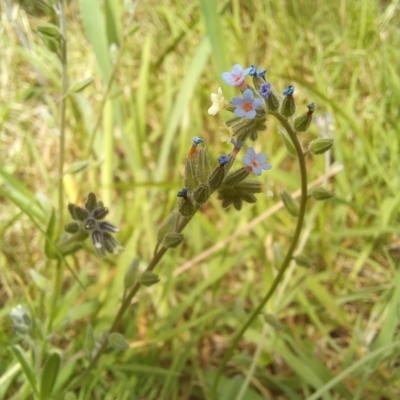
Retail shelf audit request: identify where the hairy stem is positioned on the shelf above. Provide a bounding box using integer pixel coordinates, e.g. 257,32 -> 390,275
212,113 -> 308,395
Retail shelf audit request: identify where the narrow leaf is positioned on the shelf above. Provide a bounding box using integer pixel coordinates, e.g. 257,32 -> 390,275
11,345 -> 38,395
44,208 -> 58,259
40,353 -> 61,399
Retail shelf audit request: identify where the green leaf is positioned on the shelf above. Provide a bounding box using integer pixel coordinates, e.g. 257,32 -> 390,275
29,269 -> 52,293
68,77 -> 94,94
78,0 -> 112,83
278,126 -> 297,157
44,208 -> 58,259
40,353 -> 61,400
10,345 -> 38,396
37,23 -> 61,39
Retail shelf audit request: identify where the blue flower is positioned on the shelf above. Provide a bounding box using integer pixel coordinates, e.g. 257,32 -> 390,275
283,85 -> 295,96
192,136 -> 204,145
222,64 -> 252,87
259,83 -> 272,99
177,188 -> 189,198
218,155 -> 230,166
242,148 -> 271,176
232,89 -> 263,119
248,65 -> 257,76
257,69 -> 267,80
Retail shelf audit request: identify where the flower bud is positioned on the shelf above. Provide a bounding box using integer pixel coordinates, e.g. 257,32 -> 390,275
85,192 -> 97,211
193,183 -> 210,204
312,187 -> 335,200
240,192 -> 257,204
237,179 -> 262,193
64,221 -> 80,234
281,190 -> 299,216
157,211 -> 179,244
294,103 -> 315,132
75,206 -> 89,221
68,203 -> 79,220
140,271 -> 160,286
10,305 -> 32,335
294,255 -> 313,268
124,258 -> 140,289
93,206 -> 109,220
267,90 -> 281,111
184,159 -> 199,190
223,168 -> 250,185
208,166 -> 226,191
178,195 -> 197,217
309,138 -> 334,155
108,332 -> 130,351
196,148 -> 211,183
280,94 -> 296,118
163,232 -> 184,248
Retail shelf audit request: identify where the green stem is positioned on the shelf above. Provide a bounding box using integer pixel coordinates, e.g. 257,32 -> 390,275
212,112 -> 308,395
47,260 -> 62,334
63,217 -> 191,393
58,0 -> 68,230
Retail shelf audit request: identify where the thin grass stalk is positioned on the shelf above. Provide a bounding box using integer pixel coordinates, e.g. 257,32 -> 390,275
212,112 -> 308,395
58,0 -> 68,230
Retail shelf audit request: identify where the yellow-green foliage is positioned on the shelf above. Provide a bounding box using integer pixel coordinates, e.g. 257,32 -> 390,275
1,0 -> 400,399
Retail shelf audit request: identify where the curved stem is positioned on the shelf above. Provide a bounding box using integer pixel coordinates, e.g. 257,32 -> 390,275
212,113 -> 308,395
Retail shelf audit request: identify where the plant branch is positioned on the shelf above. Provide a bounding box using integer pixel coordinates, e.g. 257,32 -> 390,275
212,113 -> 308,395
63,217 -> 191,393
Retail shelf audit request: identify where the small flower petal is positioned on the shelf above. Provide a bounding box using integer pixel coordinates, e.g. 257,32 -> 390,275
208,87 -> 226,116
242,148 -> 271,176
222,64 -> 251,87
231,89 -> 263,120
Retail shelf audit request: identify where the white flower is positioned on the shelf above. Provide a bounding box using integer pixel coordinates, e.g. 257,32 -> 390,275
208,87 -> 227,116
219,123 -> 234,143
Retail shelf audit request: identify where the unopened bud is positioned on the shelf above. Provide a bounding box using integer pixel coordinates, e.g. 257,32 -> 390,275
85,192 -> 98,211
294,255 -> 313,268
163,232 -> 184,248
223,168 -> 250,185
237,179 -> 262,193
64,221 -> 80,234
196,148 -> 211,183
208,166 -> 226,191
267,90 -> 281,111
124,258 -> 140,289
294,103 -> 315,132
178,196 -> 197,217
140,271 -> 160,286
309,138 -> 334,155
93,206 -> 109,220
157,211 -> 179,244
281,190 -> 299,216
280,85 -> 296,117
193,183 -> 210,204
184,159 -> 199,190
108,332 -> 130,351
312,187 -> 335,200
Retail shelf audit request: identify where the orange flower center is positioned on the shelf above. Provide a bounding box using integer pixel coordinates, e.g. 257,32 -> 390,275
243,101 -> 253,112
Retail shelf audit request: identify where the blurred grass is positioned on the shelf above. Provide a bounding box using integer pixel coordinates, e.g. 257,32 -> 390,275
1,0 -> 400,399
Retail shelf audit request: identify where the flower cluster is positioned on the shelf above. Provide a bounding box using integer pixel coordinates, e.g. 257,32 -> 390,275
66,193 -> 122,257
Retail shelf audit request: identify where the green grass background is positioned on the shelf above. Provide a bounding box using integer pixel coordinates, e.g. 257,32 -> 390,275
1,0 -> 400,399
